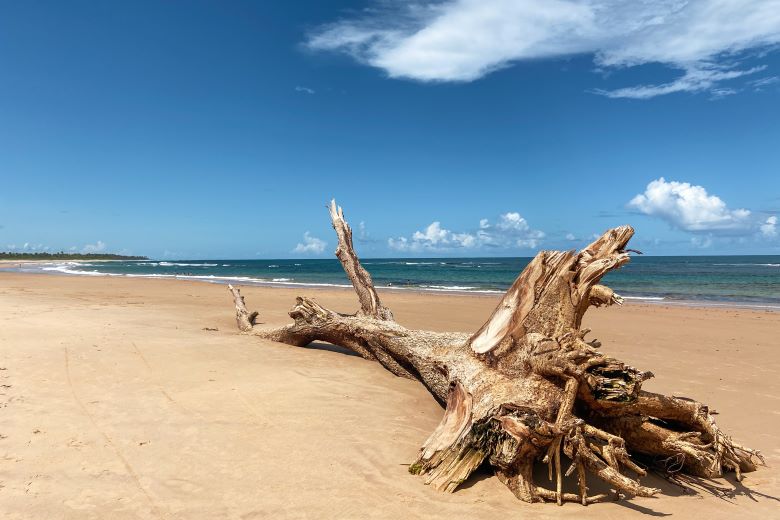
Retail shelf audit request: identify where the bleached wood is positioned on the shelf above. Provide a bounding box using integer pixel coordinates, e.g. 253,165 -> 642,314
328,199 -> 393,320
227,202 -> 763,506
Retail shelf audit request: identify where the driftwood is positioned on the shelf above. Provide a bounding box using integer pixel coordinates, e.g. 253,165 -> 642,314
228,200 -> 763,505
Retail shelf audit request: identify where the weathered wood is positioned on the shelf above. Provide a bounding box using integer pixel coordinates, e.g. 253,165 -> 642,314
228,284 -> 258,332
328,199 -> 393,320
227,200 -> 763,506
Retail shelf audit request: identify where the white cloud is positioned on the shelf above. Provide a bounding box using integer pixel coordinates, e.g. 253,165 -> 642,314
749,76 -> 780,90
389,212 -> 544,251
412,221 -> 451,245
308,0 -> 780,98
595,65 -> 763,99
691,235 -> 713,248
761,215 -> 778,237
294,85 -> 315,94
293,232 -> 327,254
82,240 -> 106,253
5,242 -> 49,252
387,236 -> 410,250
628,178 -> 752,233
496,212 -> 530,231
392,221 -> 478,251
482,212 -> 546,248
565,233 -> 577,241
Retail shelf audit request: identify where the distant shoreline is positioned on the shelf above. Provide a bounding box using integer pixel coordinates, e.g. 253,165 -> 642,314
0,259 -> 129,268
0,253 -> 147,261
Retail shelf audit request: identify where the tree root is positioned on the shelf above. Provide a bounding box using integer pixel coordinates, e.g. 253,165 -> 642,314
227,200 -> 763,506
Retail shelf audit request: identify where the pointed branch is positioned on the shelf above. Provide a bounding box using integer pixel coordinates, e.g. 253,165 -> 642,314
329,199 -> 393,321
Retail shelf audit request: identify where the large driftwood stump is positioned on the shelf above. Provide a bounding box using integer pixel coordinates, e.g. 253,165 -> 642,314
228,200 -> 762,505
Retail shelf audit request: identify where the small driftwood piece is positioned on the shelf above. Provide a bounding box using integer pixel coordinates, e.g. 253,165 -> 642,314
228,200 -> 763,505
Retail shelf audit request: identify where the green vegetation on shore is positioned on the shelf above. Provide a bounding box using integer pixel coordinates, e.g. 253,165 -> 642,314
0,252 -> 147,261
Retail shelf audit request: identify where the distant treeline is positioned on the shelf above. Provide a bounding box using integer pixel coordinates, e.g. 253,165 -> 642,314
0,252 -> 148,260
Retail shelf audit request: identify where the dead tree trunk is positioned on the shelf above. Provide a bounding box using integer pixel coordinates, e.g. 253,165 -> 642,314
228,200 -> 763,505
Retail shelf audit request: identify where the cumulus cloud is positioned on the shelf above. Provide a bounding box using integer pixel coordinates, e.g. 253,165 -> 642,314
293,232 -> 327,254
307,0 -> 780,98
761,215 -> 778,237
628,178 -> 779,245
628,178 -> 752,233
294,85 -> 316,94
487,212 -> 546,248
389,221 -> 477,251
5,242 -> 47,252
82,240 -> 106,253
388,212 -> 544,252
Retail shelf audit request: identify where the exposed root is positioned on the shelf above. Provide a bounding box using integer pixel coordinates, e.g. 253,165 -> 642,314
227,200 -> 762,507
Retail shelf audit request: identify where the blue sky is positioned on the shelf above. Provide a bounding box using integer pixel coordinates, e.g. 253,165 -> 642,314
1,0 -> 778,258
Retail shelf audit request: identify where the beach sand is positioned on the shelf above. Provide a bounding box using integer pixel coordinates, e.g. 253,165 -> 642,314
0,272 -> 778,519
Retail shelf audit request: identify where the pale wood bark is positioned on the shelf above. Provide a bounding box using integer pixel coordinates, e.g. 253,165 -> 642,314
227,200 -> 763,506
328,199 -> 393,320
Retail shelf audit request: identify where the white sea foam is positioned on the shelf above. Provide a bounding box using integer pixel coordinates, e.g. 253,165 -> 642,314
158,262 -> 218,267
264,280 -> 353,288
381,284 -> 502,294
421,284 -> 477,290
176,275 -> 265,282
272,278 -> 292,282
713,263 -> 780,267
42,265 -> 121,277
622,296 -> 665,301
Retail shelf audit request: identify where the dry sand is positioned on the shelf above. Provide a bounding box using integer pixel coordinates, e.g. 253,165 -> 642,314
0,272 -> 778,519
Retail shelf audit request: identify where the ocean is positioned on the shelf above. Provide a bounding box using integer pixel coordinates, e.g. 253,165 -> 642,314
15,255 -> 780,309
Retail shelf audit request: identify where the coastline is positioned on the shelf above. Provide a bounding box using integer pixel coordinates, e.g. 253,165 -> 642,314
0,271 -> 777,518
4,264 -> 779,311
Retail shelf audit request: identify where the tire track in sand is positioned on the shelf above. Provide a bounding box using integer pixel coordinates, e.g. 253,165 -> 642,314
133,340 -> 263,430
64,347 -> 164,519
131,341 -> 201,419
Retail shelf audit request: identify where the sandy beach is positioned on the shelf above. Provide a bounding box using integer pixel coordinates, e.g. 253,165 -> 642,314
0,272 -> 778,519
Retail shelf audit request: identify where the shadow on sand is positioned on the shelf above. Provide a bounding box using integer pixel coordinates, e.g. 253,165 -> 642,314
300,341 -> 777,514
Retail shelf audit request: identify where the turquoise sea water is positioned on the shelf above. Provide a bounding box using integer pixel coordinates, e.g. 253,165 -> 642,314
17,255 -> 780,308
